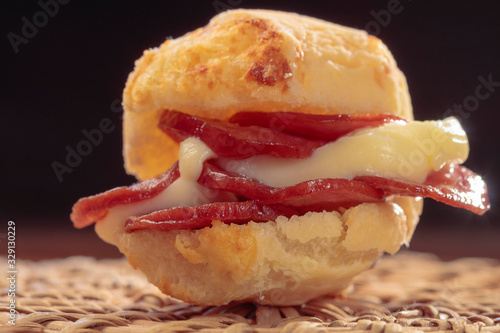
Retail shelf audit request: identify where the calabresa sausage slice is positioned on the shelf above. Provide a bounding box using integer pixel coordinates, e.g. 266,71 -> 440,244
229,111 -> 406,141
355,163 -> 490,215
158,110 -> 326,159
198,162 -> 385,212
125,201 -> 299,232
71,163 -> 180,229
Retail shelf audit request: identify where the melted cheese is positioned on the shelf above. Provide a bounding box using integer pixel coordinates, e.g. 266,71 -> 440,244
218,117 -> 468,187
95,138 -> 229,245
96,117 -> 469,246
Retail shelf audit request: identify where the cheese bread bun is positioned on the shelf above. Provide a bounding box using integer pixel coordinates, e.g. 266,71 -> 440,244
114,198 -> 421,305
100,9 -> 425,306
123,9 -> 413,181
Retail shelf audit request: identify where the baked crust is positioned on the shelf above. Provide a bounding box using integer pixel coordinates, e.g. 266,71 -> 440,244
113,197 -> 422,306
123,9 -> 412,181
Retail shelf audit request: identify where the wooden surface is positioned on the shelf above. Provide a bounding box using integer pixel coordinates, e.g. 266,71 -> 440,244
1,252 -> 499,332
2,215 -> 499,332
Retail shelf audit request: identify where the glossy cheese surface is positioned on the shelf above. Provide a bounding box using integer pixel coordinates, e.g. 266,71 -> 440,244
96,138 -> 227,245
219,117 -> 468,187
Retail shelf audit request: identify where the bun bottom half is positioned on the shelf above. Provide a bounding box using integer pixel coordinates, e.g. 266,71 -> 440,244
110,197 -> 422,306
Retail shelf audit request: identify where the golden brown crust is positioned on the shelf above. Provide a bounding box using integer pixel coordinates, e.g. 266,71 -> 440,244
123,9 -> 412,180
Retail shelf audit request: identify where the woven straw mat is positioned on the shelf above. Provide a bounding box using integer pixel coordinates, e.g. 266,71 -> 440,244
1,251 -> 499,332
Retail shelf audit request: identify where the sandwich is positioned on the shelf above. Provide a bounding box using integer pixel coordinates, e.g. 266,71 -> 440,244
70,9 -> 490,306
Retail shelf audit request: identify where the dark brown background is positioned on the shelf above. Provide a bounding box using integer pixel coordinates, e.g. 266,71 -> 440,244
1,0 -> 499,260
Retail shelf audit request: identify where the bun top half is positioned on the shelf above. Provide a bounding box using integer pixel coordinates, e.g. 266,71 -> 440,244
123,9 -> 413,180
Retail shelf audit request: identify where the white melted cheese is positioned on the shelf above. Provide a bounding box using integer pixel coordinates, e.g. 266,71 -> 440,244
96,117 -> 469,246
218,117 -> 468,187
95,138 -> 225,245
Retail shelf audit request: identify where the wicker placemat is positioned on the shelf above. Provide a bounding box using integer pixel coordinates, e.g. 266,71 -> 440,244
1,251 -> 499,332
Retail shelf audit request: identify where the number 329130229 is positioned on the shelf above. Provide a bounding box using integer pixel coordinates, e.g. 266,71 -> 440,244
7,221 -> 16,263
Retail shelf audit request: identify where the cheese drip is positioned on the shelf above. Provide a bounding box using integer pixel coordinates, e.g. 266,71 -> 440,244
95,138 -> 226,245
219,117 -> 469,187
